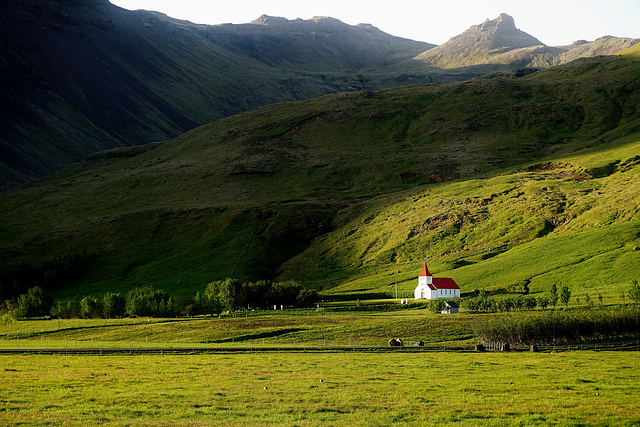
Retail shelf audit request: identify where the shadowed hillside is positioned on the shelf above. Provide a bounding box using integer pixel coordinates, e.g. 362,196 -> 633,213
0,0 -> 433,189
2,3 -> 637,190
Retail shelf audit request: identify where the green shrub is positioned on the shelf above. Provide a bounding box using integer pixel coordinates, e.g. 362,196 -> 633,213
560,285 -> 572,308
126,286 -> 172,317
51,300 -> 80,318
103,293 -> 126,318
16,286 -> 53,318
429,299 -> 446,313
80,296 -> 102,319
629,280 -> 640,305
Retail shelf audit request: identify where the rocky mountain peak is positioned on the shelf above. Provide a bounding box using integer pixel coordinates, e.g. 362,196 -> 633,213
414,13 -> 544,67
470,13 -> 542,49
250,14 -> 293,26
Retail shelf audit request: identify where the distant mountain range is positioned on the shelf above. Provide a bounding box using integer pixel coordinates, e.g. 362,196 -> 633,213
0,0 -> 638,190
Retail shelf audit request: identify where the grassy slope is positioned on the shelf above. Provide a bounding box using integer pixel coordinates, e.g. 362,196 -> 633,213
311,133 -> 640,299
1,54 -> 640,305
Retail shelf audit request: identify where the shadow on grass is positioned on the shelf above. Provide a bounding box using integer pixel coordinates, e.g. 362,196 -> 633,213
215,328 -> 307,343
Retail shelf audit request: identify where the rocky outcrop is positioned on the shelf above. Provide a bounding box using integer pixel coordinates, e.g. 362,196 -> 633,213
415,13 -> 638,69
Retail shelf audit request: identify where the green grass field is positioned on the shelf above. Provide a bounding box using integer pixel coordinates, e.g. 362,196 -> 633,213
0,311 -> 475,349
2,351 -> 640,426
3,308 -> 640,425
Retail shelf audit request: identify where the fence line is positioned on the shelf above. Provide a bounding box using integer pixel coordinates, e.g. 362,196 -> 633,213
1,339 -> 639,355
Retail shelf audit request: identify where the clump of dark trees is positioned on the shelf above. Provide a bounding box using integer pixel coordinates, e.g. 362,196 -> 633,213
188,279 -> 318,316
1,278 -> 318,323
0,252 -> 91,302
1,285 -> 174,322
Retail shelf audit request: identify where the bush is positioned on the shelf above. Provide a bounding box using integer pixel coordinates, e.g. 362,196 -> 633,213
537,295 -> 549,310
429,299 -> 446,313
16,286 -> 53,318
103,293 -> 126,318
474,308 -> 640,345
629,280 -> 640,305
267,281 -> 302,308
126,286 -> 172,317
80,296 -> 102,319
197,287 -> 223,316
560,285 -> 572,308
296,289 -> 319,308
201,279 -> 315,311
51,300 -> 80,318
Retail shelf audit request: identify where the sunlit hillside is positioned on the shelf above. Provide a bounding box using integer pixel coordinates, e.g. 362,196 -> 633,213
1,52 -> 639,305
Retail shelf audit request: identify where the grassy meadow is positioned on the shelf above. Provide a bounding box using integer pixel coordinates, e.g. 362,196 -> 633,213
0,310 -> 475,349
2,350 -> 640,426
2,303 -> 640,425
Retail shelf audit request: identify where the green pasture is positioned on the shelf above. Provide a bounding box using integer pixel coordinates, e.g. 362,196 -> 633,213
2,351 -> 640,426
0,311 -> 475,349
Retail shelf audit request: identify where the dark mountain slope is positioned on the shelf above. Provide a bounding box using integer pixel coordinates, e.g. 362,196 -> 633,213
166,13 -> 432,71
2,4 -> 637,191
0,0 -> 433,189
1,52 -> 639,304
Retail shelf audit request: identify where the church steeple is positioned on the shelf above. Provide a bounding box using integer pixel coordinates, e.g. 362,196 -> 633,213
418,262 -> 433,285
418,263 -> 432,277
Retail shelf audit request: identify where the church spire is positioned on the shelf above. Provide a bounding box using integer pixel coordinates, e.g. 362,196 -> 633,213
418,262 -> 432,277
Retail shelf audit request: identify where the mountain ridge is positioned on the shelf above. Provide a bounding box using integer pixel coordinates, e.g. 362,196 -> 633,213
0,0 -> 432,189
2,3 -> 638,190
415,13 -> 638,68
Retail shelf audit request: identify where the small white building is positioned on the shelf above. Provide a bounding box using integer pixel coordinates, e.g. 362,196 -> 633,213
441,301 -> 459,314
414,263 -> 460,300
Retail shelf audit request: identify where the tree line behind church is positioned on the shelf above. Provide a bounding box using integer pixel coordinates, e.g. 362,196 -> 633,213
189,279 -> 318,316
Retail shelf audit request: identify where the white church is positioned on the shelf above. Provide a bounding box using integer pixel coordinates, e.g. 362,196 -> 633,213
414,263 -> 460,300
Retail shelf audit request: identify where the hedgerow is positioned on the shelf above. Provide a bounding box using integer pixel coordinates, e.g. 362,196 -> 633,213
473,308 -> 640,345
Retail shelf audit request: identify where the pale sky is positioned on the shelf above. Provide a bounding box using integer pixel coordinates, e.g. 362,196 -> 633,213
109,0 -> 640,46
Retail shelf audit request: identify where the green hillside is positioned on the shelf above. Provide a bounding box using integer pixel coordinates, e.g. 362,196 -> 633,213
1,53 -> 639,306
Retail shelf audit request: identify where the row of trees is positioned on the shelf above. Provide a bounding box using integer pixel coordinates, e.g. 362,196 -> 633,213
464,280 -> 640,314
463,284 -> 575,313
1,285 -> 175,323
190,279 -> 318,316
51,287 -> 175,319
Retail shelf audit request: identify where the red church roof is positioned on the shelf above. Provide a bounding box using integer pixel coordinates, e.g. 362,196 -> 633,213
424,278 -> 460,290
418,263 -> 432,277
433,277 -> 460,290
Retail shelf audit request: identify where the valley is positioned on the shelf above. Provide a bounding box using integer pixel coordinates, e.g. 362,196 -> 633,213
1,5 -> 640,424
